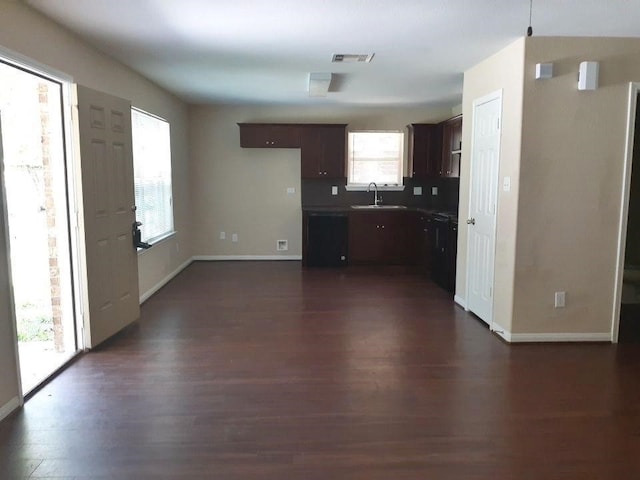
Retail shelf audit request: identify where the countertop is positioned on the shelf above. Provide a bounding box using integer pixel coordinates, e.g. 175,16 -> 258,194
302,205 -> 458,223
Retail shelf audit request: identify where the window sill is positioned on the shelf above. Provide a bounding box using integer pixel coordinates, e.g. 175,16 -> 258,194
345,185 -> 405,192
137,231 -> 176,255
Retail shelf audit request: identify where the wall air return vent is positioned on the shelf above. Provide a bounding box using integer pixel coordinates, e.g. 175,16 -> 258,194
332,53 -> 375,63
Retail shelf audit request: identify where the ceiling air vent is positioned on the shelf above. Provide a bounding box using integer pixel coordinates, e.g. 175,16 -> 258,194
332,53 -> 375,63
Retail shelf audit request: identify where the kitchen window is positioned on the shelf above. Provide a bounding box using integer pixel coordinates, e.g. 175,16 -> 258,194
131,108 -> 174,244
347,131 -> 404,189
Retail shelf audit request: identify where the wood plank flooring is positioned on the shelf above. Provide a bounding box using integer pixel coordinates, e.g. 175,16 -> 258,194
1,261 -> 640,479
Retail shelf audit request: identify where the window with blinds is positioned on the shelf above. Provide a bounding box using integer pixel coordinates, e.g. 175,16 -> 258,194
131,108 -> 174,244
347,131 -> 404,186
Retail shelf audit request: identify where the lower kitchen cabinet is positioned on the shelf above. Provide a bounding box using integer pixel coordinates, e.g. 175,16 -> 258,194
430,214 -> 449,289
348,211 -> 413,265
429,213 -> 457,293
303,213 -> 348,267
447,221 -> 458,292
416,212 -> 432,272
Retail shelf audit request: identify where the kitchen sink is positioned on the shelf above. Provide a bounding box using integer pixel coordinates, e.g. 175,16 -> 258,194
351,205 -> 407,210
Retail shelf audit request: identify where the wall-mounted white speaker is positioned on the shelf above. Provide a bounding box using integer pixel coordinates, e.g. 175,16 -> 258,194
535,63 -> 553,80
578,61 -> 599,90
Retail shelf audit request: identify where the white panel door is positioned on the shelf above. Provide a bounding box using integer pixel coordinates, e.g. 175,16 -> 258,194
76,86 -> 139,347
466,92 -> 502,325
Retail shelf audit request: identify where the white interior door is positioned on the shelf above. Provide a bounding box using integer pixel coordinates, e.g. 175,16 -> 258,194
466,91 -> 502,325
76,85 -> 139,347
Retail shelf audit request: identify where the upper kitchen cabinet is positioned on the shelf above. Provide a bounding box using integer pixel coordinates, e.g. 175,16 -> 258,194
440,115 -> 462,178
408,123 -> 442,179
300,124 -> 347,178
238,123 -> 301,148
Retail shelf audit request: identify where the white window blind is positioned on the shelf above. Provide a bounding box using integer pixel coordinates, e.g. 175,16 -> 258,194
348,131 -> 404,185
131,108 -> 173,244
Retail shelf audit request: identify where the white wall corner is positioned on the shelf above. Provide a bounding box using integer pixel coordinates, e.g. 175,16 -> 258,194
454,294 -> 466,309
0,396 -> 22,422
491,322 -> 512,342
139,258 -> 193,304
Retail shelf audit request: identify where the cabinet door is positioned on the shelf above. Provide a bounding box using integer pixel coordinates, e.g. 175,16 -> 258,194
416,213 -> 432,270
430,216 -> 449,288
349,212 -> 384,263
319,126 -> 346,177
301,125 -> 346,178
239,124 -> 300,148
349,211 -> 412,265
440,115 -> 462,177
446,222 -> 458,292
409,124 -> 442,179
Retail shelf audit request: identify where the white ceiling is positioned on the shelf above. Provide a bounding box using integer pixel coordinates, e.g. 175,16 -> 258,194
25,0 -> 640,107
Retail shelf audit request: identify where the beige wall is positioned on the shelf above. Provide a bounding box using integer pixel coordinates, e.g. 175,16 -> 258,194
0,2 -> 191,410
189,104 -> 452,256
458,38 -> 525,333
513,37 -> 640,335
460,36 -> 640,338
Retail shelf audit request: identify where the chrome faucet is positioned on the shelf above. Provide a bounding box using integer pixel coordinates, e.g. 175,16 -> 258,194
367,182 -> 380,206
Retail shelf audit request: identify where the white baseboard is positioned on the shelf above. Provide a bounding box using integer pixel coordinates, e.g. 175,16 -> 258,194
508,332 -> 611,343
488,321 -> 610,343
0,396 -> 21,422
454,295 -> 466,309
139,258 -> 193,304
192,255 -> 302,261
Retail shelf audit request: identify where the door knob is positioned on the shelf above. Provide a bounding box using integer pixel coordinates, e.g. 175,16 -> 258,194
467,218 -> 476,225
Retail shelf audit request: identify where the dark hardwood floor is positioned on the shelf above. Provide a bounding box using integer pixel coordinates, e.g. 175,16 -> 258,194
1,261 -> 640,479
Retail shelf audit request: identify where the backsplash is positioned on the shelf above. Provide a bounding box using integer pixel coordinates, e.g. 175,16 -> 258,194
302,177 -> 460,213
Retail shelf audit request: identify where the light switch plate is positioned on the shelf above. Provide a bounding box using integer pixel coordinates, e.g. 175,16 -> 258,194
431,186 -> 438,196
331,186 -> 338,195
503,176 -> 511,192
232,233 -> 238,243
554,291 -> 566,308
413,186 -> 422,196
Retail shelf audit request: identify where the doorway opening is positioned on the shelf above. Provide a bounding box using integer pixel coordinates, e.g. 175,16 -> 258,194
0,59 -> 79,394
616,87 -> 640,343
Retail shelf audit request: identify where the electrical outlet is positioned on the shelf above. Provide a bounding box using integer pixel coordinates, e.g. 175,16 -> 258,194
413,186 -> 422,196
431,186 -> 438,196
554,291 -> 566,308
220,231 -> 226,240
277,239 -> 288,251
331,185 -> 338,195
232,233 -> 238,243
287,187 -> 295,194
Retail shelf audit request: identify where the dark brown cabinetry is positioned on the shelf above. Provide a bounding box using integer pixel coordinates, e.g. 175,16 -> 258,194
447,221 -> 458,292
300,125 -> 347,178
348,210 -> 414,265
440,115 -> 462,177
416,212 -> 432,271
408,123 -> 442,179
429,213 -> 457,293
238,123 -> 301,148
408,116 -> 462,179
